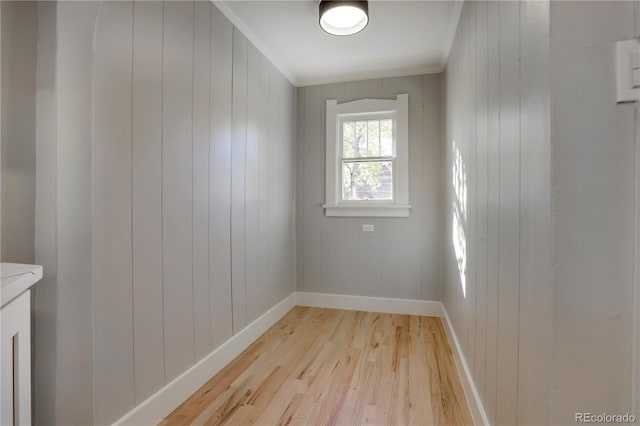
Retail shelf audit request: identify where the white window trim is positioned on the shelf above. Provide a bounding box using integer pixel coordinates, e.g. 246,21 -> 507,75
323,94 -> 410,217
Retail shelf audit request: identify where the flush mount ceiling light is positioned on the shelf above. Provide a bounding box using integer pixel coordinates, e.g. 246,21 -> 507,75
319,1 -> 369,36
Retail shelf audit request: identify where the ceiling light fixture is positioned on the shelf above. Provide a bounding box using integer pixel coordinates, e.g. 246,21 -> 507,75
319,1 -> 369,36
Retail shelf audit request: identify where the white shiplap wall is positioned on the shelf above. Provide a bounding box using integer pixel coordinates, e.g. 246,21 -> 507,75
34,2 -> 296,424
445,1 -> 638,424
443,1 -> 553,424
550,1 -> 636,422
0,1 -> 37,265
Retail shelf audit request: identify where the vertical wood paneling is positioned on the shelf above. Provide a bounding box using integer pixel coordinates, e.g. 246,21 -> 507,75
517,2 -> 552,423
192,0 -> 212,360
267,70 -> 279,307
285,81 -> 297,298
472,0 -> 489,403
1,1 -> 37,265
269,70 -> 285,307
276,72 -> 295,306
422,74 -> 442,301
464,1 -> 477,370
448,4 -> 463,355
93,1 -> 135,423
35,3 -> 99,424
258,54 -> 271,315
484,2 -> 500,421
209,5 -> 233,348
550,2 -> 635,421
37,2 -> 296,424
162,0 -> 195,381
34,3 -> 58,423
231,27 -> 248,332
131,0 -> 164,403
245,43 -> 261,322
295,87 -> 305,292
301,85 -> 323,293
495,3 -> 520,424
444,1 -> 553,425
442,35 -> 456,325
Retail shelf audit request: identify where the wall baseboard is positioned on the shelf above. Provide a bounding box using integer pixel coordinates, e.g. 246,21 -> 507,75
113,292 -> 297,426
441,305 -> 491,426
295,291 -> 444,317
113,291 -> 489,426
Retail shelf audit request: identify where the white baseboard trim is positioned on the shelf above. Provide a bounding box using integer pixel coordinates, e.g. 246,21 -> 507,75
113,292 -> 489,426
113,292 -> 297,426
295,291 -> 444,317
441,305 -> 491,426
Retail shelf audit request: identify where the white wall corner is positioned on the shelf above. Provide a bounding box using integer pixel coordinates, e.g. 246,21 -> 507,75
440,0 -> 464,71
113,292 -> 297,426
295,291 -> 444,317
441,304 -> 491,426
633,57 -> 640,416
212,0 -> 298,86
113,291 -> 489,426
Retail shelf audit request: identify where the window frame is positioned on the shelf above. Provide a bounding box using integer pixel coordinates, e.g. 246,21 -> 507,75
339,112 -> 396,204
324,94 -> 410,217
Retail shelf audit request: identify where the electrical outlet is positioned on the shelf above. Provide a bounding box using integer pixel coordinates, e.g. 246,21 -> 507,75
362,224 -> 374,232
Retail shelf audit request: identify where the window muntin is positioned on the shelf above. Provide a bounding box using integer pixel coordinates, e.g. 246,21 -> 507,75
342,160 -> 393,201
339,115 -> 395,201
324,95 -> 409,217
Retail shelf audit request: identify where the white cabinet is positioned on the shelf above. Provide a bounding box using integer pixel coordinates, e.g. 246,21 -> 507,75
1,264 -> 43,426
1,291 -> 31,425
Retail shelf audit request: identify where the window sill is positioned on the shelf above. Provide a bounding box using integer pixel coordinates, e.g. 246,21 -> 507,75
323,204 -> 411,218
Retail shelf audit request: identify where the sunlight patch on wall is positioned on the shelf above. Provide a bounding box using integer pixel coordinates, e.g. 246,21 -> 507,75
452,140 -> 467,298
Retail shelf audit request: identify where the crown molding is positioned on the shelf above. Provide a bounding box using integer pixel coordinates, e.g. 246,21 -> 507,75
213,1 -> 299,86
213,0 -> 458,88
440,0 -> 464,71
297,64 -> 444,88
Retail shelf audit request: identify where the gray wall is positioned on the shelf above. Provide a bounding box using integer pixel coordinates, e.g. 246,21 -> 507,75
443,1 -> 553,424
550,1 -> 636,422
34,2 -> 296,424
444,1 -> 637,424
1,1 -> 37,264
35,2 -> 105,424
296,75 -> 442,300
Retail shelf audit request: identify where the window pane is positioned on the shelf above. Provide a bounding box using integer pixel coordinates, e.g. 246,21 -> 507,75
367,120 -> 380,156
342,161 -> 393,200
380,119 -> 393,156
343,118 -> 394,159
343,122 -> 355,158
356,121 -> 367,157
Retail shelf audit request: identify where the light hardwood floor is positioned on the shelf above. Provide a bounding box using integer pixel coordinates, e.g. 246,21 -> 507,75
161,307 -> 473,426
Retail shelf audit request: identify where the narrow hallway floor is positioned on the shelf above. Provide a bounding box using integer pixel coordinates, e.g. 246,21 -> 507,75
161,306 -> 473,425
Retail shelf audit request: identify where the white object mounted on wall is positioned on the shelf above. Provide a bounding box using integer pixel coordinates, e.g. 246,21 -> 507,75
1,263 -> 44,426
616,39 -> 640,103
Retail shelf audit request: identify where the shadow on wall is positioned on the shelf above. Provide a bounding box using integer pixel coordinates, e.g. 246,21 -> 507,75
452,140 -> 467,298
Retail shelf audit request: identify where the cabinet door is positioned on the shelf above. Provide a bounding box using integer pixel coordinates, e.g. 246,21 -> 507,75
1,290 -> 31,425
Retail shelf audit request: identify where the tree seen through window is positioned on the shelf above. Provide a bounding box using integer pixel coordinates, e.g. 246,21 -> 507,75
341,118 -> 393,200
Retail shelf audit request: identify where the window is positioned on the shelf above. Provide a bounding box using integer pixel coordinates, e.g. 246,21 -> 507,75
341,117 -> 394,201
324,94 -> 410,217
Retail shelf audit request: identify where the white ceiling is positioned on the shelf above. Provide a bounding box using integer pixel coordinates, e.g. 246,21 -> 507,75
216,1 -> 463,87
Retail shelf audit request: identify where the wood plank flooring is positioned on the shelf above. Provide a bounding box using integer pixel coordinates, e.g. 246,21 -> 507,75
161,307 -> 473,426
